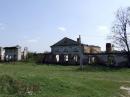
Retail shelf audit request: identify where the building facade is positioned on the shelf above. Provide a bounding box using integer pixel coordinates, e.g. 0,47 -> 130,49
4,45 -> 22,61
51,37 -> 101,55
41,36 -> 129,67
41,36 -> 101,65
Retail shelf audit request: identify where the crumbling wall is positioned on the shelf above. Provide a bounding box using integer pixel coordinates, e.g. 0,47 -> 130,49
40,52 -> 128,67
85,53 -> 128,67
41,53 -> 80,65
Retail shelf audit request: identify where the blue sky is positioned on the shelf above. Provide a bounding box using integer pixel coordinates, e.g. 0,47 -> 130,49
0,0 -> 130,52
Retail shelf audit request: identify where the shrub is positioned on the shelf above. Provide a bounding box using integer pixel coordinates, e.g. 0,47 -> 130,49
0,75 -> 40,97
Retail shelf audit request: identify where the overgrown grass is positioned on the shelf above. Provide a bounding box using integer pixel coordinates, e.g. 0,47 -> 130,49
0,62 -> 130,97
0,74 -> 40,97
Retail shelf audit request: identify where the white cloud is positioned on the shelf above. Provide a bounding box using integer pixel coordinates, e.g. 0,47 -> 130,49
26,37 -> 40,43
97,25 -> 109,35
0,23 -> 5,30
58,27 -> 66,32
27,39 -> 38,43
0,23 -> 3,26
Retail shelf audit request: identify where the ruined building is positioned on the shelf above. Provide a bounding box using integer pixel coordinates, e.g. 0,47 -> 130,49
51,36 -> 101,54
0,45 -> 28,61
42,36 -> 101,65
4,45 -> 22,61
41,36 -> 128,67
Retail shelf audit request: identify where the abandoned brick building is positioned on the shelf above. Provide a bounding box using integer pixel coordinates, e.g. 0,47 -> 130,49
51,36 -> 101,65
41,36 -> 128,67
41,36 -> 101,65
4,45 -> 22,61
0,45 -> 28,61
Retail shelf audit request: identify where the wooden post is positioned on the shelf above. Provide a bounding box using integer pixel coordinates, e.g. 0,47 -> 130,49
80,52 -> 84,70
78,35 -> 84,70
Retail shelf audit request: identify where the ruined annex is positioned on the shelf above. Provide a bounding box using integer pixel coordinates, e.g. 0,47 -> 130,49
0,45 -> 28,61
39,36 -> 128,67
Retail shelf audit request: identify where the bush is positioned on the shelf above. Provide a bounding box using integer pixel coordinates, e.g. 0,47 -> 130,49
0,75 -> 40,97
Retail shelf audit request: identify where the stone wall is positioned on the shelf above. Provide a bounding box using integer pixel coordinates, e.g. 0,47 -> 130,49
40,53 -> 80,65
83,53 -> 128,67
41,52 -> 128,67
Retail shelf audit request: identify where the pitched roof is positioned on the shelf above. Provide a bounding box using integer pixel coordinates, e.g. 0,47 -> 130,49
51,37 -> 79,47
51,37 -> 101,48
4,45 -> 21,49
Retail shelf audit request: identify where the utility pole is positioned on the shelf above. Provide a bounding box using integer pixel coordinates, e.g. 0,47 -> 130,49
78,35 -> 84,70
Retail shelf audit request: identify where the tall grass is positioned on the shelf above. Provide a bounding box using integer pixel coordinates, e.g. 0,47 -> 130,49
0,62 -> 129,97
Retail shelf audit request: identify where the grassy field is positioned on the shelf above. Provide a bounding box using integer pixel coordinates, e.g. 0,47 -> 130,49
0,62 -> 130,97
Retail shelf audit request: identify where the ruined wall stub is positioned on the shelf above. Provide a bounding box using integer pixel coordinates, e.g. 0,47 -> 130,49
23,47 -> 28,60
0,47 -> 4,61
83,53 -> 128,67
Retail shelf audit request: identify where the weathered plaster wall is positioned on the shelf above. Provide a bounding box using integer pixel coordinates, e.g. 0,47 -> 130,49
51,46 -> 82,55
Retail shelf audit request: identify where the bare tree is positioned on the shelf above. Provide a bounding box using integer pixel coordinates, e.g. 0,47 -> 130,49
109,7 -> 130,66
111,7 -> 130,52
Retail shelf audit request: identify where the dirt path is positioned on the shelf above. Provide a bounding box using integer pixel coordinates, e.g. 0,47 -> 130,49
120,86 -> 130,97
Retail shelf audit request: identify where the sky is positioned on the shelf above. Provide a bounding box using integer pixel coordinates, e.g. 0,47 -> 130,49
0,0 -> 130,52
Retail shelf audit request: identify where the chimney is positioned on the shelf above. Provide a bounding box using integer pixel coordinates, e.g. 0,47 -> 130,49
106,43 -> 112,53
77,35 -> 81,44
